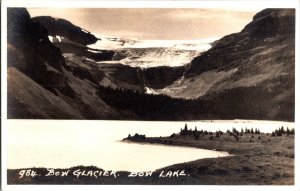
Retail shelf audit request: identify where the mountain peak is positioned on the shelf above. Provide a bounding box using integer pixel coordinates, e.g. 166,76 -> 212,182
242,8 -> 295,38
32,16 -> 99,45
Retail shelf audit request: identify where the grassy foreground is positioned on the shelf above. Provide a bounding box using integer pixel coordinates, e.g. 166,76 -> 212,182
7,126 -> 294,185
125,126 -> 295,185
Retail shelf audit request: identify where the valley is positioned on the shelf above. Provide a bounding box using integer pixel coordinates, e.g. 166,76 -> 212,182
7,8 -> 295,121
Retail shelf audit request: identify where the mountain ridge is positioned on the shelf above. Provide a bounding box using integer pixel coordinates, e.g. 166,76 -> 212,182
7,8 -> 295,121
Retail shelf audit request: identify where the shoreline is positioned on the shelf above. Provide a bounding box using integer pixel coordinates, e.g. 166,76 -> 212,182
7,126 -> 294,185
122,126 -> 294,184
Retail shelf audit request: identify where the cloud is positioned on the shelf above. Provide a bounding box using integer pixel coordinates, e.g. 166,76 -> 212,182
28,8 -> 260,40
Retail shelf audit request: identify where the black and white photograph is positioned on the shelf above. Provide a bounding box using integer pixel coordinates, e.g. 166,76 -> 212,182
1,0 -> 298,189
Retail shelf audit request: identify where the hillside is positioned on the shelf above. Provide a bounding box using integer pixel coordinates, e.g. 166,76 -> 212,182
155,9 -> 295,120
7,8 -> 130,119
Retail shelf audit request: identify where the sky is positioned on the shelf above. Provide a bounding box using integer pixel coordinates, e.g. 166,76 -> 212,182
28,8 -> 263,40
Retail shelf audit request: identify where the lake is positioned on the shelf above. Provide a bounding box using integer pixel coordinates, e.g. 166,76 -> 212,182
7,120 -> 294,171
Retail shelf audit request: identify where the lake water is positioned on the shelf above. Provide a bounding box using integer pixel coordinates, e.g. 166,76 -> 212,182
7,120 -> 294,171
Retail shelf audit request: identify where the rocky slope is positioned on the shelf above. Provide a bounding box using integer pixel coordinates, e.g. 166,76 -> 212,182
7,8 -> 129,119
31,16 -> 99,45
157,9 -> 295,96
153,8 -> 295,121
32,16 -> 187,93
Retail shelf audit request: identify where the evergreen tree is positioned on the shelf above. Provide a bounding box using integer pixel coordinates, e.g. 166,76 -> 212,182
291,128 -> 295,135
271,132 -> 275,137
184,123 -> 188,131
286,127 -> 291,136
240,128 -> 244,136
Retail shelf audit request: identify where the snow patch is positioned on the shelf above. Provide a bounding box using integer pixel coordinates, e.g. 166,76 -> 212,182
145,87 -> 159,95
88,34 -> 220,50
87,49 -> 102,54
48,36 -> 53,42
84,57 -> 96,62
86,33 -> 220,68
99,77 -> 117,89
119,49 -> 201,68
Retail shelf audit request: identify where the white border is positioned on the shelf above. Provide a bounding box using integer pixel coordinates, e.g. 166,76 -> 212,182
1,0 -> 299,191
294,2 -> 300,191
1,0 -> 298,8
1,3 -> 8,191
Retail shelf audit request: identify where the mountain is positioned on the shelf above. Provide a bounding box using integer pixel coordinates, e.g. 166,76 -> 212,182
31,16 -> 196,92
31,16 -> 99,45
7,8 -> 130,119
189,8 -> 295,121
7,8 -> 295,121
151,8 -> 295,120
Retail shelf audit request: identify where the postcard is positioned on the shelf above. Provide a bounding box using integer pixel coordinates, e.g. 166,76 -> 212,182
1,0 -> 299,190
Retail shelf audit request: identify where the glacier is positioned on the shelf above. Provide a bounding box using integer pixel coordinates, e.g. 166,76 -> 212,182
88,34 -> 220,68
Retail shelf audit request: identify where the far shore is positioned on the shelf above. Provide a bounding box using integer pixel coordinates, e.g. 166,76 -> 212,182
122,125 -> 294,185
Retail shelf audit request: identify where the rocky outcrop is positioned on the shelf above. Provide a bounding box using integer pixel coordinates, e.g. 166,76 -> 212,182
142,66 -> 184,89
55,42 -> 115,61
7,67 -> 83,119
32,16 -> 99,45
7,8 -> 128,119
181,8 -> 295,121
7,8 -> 74,98
32,16 -> 116,63
186,9 -> 295,77
242,8 -> 295,38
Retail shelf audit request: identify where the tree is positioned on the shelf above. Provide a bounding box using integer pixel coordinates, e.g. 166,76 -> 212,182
232,128 -> 239,136
184,123 -> 188,131
219,130 -> 223,136
240,128 -> 244,136
234,134 -> 239,142
271,132 -> 275,137
194,126 -> 198,133
275,127 -> 283,136
291,128 -> 295,135
245,127 -> 249,134
286,127 -> 291,136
